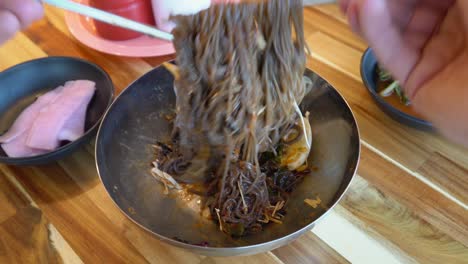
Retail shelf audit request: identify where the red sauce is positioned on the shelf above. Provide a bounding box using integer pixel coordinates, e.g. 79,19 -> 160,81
89,0 -> 155,40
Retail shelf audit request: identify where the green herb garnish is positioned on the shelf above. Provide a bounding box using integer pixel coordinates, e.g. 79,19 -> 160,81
377,66 -> 411,106
378,67 -> 392,82
394,84 -> 410,106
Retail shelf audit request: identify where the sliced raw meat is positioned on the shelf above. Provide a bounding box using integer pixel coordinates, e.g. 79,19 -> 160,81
0,87 -> 63,143
1,131 -> 47,158
58,95 -> 89,142
26,80 -> 96,151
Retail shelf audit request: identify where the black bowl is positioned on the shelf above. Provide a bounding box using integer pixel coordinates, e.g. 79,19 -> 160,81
360,48 -> 433,130
0,57 -> 114,165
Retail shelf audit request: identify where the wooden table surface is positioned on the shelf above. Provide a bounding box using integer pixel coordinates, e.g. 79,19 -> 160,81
0,4 -> 467,264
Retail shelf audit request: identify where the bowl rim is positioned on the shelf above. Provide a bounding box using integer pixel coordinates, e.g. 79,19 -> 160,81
0,56 -> 115,163
360,48 -> 433,130
94,63 -> 361,255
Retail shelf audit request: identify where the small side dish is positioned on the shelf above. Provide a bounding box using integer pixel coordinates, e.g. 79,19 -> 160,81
376,65 -> 423,119
0,80 -> 96,158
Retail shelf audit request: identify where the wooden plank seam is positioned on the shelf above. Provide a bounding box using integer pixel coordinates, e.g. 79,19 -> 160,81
361,140 -> 468,211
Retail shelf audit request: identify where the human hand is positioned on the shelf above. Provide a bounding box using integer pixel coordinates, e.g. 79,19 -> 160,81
341,0 -> 468,146
152,0 -> 240,32
0,0 -> 44,44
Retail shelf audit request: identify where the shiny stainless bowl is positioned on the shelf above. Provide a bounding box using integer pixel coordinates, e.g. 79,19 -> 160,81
95,65 -> 360,256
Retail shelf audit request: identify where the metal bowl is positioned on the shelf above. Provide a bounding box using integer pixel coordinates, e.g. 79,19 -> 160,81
0,57 -> 114,165
95,65 -> 360,256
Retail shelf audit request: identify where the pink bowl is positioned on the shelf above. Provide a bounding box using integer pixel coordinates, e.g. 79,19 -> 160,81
64,0 -> 175,57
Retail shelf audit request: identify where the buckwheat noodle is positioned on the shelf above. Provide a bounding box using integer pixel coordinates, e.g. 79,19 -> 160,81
153,0 -> 311,236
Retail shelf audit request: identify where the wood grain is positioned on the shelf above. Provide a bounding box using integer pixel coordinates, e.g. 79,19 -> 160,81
0,33 -> 47,70
417,152 -> 468,205
202,253 -> 282,264
272,232 -> 349,264
0,206 -> 62,264
341,177 -> 468,264
1,164 -> 149,264
304,8 -> 367,51
358,147 -> 468,246
0,4 -> 466,263
0,173 -> 26,223
0,170 -> 81,264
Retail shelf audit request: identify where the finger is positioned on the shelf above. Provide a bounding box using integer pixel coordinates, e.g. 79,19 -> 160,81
0,10 -> 21,44
346,0 -> 454,31
422,0 -> 455,9
456,0 -> 468,33
399,0 -> 454,35
372,0 -> 453,31
356,0 -> 419,85
386,0 -> 443,30
339,0 -> 350,13
399,4 -> 446,51
346,2 -> 362,35
387,0 -> 415,30
405,4 -> 444,34
343,0 -> 414,33
401,31 -> 432,49
0,0 -> 43,29
406,5 -> 464,98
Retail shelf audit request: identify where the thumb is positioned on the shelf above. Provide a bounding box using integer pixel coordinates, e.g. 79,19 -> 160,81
456,0 -> 468,34
352,0 -> 419,89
